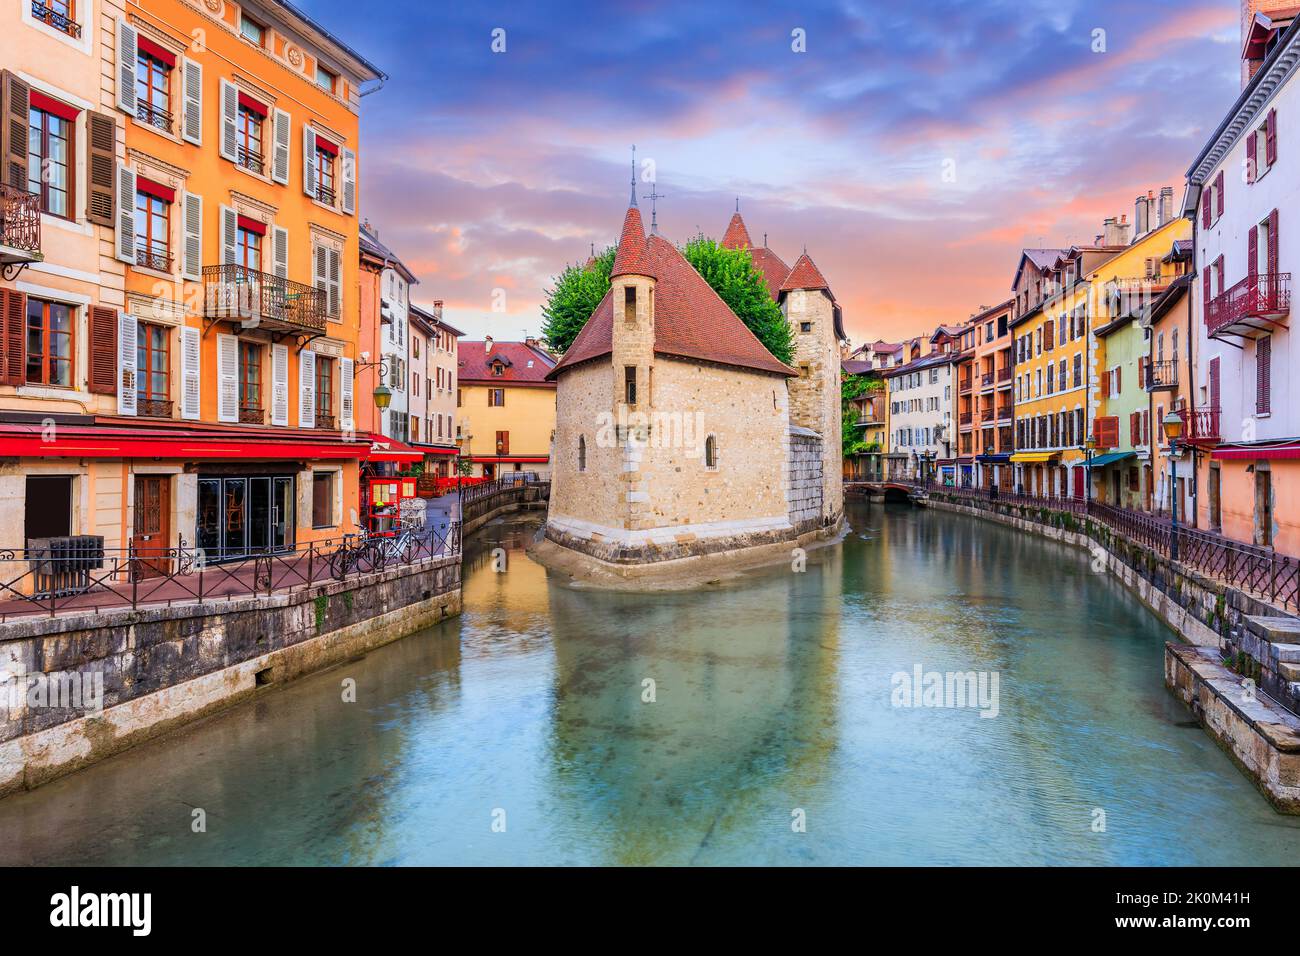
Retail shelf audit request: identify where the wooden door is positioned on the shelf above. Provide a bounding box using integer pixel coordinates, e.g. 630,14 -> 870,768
132,475 -> 171,579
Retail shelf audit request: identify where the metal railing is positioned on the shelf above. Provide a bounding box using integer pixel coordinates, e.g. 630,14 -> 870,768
135,245 -> 171,273
202,263 -> 327,332
32,1 -> 81,38
238,146 -> 265,176
0,184 -> 41,254
0,522 -> 461,620
1206,273 -> 1291,336
997,366 -> 1013,382
1178,404 -> 1220,443
461,473 -> 549,523
136,100 -> 172,134
1145,359 -> 1177,390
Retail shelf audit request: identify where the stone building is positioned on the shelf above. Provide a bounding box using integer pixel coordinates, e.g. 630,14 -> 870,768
543,197 -> 844,569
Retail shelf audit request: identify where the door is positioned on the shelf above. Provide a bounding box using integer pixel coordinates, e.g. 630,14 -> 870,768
1072,467 -> 1084,499
273,476 -> 294,552
132,476 -> 171,579
1255,467 -> 1273,547
1209,465 -> 1221,531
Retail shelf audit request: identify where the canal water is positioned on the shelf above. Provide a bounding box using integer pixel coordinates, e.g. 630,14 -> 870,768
3,500 -> 1300,865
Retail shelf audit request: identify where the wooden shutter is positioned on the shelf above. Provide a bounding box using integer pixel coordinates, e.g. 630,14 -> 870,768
116,19 -> 138,115
115,164 -> 136,263
1209,355 -> 1221,408
1137,356 -> 1147,389
1100,368 -> 1109,398
1043,319 -> 1053,350
339,356 -> 354,431
116,313 -> 138,416
1268,208 -> 1279,279
1201,189 -> 1211,229
341,147 -> 356,214
271,344 -> 289,426
181,58 -> 202,145
1215,170 -> 1225,217
1267,108 -> 1278,166
1129,411 -> 1139,446
1257,335 -> 1272,416
1248,224 -> 1258,280
216,333 -> 238,423
1094,416 -> 1119,449
179,325 -> 200,420
220,205 -> 237,265
181,191 -> 202,281
0,71 -> 30,189
271,108 -> 290,185
272,226 -> 288,279
299,350 -> 316,428
1246,131 -> 1257,183
218,79 -> 238,162
302,124 -> 317,196
0,288 -> 26,385
88,305 -> 117,395
313,243 -> 327,308
328,247 -> 341,317
86,112 -> 116,227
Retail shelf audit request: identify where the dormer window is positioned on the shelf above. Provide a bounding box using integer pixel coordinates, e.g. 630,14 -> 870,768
492,362 -> 504,376
624,286 -> 636,322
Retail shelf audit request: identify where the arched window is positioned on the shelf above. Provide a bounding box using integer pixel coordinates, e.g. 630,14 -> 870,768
704,434 -> 717,469
577,435 -> 587,472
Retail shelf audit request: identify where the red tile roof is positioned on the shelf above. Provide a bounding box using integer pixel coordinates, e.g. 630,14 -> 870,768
459,341 -> 557,385
751,246 -> 791,298
550,214 -> 797,380
721,212 -> 754,250
779,252 -> 831,294
611,205 -> 652,278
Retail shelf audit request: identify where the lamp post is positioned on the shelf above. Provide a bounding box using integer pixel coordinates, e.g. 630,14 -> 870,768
1162,411 -> 1184,561
1083,435 -> 1097,507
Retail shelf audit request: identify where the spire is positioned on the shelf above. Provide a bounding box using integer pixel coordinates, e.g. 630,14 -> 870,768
611,203 -> 650,278
721,210 -> 753,250
647,182 -> 665,235
629,144 -> 638,208
780,251 -> 831,295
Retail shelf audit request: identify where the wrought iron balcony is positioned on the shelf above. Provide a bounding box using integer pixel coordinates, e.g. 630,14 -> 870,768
315,412 -> 336,430
136,101 -> 172,134
32,1 -> 81,38
238,146 -> 264,176
135,245 -> 172,273
1178,405 -> 1220,444
137,398 -> 173,419
1145,359 -> 1177,391
980,372 -> 994,388
239,405 -> 264,425
1206,273 -> 1291,340
997,366 -> 1013,383
980,406 -> 994,422
958,376 -> 973,393
959,411 -> 973,427
316,184 -> 336,206
0,184 -> 41,277
996,404 -> 1013,421
203,264 -> 327,335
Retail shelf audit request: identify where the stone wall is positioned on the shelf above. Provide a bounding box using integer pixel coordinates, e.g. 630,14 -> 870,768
784,288 -> 843,523
788,428 -> 824,529
0,556 -> 461,797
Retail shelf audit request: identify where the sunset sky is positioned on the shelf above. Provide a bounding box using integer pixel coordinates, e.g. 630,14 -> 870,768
304,0 -> 1241,345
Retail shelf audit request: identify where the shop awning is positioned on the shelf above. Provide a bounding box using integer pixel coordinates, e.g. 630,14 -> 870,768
0,422 -> 369,460
365,437 -> 425,463
411,443 -> 459,457
1009,452 -> 1059,463
1213,442 -> 1300,460
1087,450 -> 1136,468
976,453 -> 1011,463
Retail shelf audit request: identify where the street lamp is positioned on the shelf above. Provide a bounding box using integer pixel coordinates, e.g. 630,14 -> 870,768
372,383 -> 393,410
1084,434 -> 1097,506
1162,411 -> 1184,561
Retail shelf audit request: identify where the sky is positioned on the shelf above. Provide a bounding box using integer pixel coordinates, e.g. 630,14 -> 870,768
301,0 -> 1243,345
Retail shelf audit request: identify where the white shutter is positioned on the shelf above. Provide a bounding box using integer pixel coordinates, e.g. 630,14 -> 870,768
217,333 -> 238,423
179,326 -> 201,420
271,344 -> 289,426
340,357 -> 355,432
341,147 -> 356,215
220,205 -> 237,265
115,164 -> 136,263
313,243 -> 326,300
181,58 -> 203,145
272,226 -> 288,279
117,314 -> 138,416
272,109 -> 291,185
181,191 -> 203,281
299,350 -> 316,428
303,124 -> 317,197
116,19 -> 138,115
219,79 -> 238,162
328,248 -> 341,318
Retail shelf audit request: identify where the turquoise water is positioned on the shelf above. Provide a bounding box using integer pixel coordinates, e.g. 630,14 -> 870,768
2,500 -> 1298,865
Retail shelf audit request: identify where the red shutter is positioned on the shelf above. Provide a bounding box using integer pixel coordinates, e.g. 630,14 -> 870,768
88,306 -> 117,395
1215,171 -> 1225,217
1257,335 -> 1272,416
1267,108 -> 1278,166
1216,255 -> 1225,297
1269,208 -> 1279,278
0,288 -> 24,384
1129,411 -> 1138,445
1248,224 -> 1259,280
1201,189 -> 1211,228
1247,131 -> 1257,183
1100,369 -> 1109,398
1116,366 -> 1122,394
1209,355 -> 1221,408
1203,270 -> 1211,313
1095,416 -> 1119,449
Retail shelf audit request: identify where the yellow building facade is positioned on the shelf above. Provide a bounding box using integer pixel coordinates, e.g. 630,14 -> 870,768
457,338 -> 557,478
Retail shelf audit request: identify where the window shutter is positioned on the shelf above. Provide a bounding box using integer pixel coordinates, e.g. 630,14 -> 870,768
117,313 -> 138,416
271,108 -> 291,184
86,112 -> 116,227
1202,270 -> 1211,310
328,247 -> 341,317
299,350 -> 316,428
1257,334 -> 1272,415
181,58 -> 202,146
1248,224 -> 1258,280
1129,411 -> 1138,445
220,205 -> 237,265
1246,131 -> 1257,183
271,344 -> 289,426
1268,208 -> 1279,278
0,71 -> 30,189
219,79 -> 238,162
341,147 -> 356,214
1215,170 -> 1225,217
1143,410 -> 1150,446
272,225 -> 288,279
1043,319 -> 1053,350
216,333 -> 238,423
1201,189 -> 1211,229
1267,108 -> 1277,166
0,288 -> 25,385
1116,366 -> 1121,394
88,305 -> 117,395
180,325 -> 201,420
116,19 -> 138,115
302,124 -> 317,196
1209,355 -> 1221,408
339,357 -> 354,431
181,191 -> 202,281
1100,369 -> 1109,398
115,164 -> 136,263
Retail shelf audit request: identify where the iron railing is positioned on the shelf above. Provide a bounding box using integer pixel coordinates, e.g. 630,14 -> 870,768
997,366 -> 1013,383
0,184 -> 41,255
1145,359 -> 1177,391
460,473 -> 549,523
137,398 -> 173,419
0,522 -> 461,620
202,263 -> 327,332
136,100 -> 172,134
1178,405 -> 1220,443
238,146 -> 264,176
32,1 -> 81,38
135,245 -> 171,273
315,412 -> 336,430
1206,273 -> 1291,336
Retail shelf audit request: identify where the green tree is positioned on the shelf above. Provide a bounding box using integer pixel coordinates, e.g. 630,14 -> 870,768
541,246 -> 615,354
841,371 -> 882,458
680,237 -> 794,366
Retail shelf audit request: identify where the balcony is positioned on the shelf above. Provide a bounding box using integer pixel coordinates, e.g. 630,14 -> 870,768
996,403 -> 1013,421
1145,359 -> 1177,392
316,184 -> 336,206
0,185 -> 41,278
315,412 -> 336,430
958,375 -> 973,393
1178,405 -> 1220,445
239,405 -> 264,426
135,245 -> 172,274
997,365 -> 1013,383
959,411 -> 973,427
136,101 -> 172,135
238,146 -> 264,177
203,264 -> 327,337
138,398 -> 173,419
1206,273 -> 1291,340
980,406 -> 994,423
32,1 -> 81,38
980,371 -> 994,389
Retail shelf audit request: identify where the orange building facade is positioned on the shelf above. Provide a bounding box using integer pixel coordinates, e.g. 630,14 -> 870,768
0,0 -> 384,570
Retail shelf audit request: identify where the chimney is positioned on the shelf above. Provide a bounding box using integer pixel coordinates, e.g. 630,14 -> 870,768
484,335 -> 493,354
1102,216 -> 1119,245
1118,213 -> 1132,245
1134,196 -> 1149,238
1159,186 -> 1174,226
525,336 -> 539,350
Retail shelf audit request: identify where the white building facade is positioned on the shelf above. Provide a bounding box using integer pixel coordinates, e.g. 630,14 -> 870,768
884,353 -> 956,481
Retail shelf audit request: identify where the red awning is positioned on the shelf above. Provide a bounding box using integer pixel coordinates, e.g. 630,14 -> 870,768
237,92 -> 268,116
236,214 -> 267,236
0,423 -> 371,461
29,90 -> 80,122
471,456 -> 549,464
137,177 -> 175,204
137,36 -> 177,67
1212,442 -> 1300,460
315,134 -> 339,156
365,437 -> 424,463
412,444 -> 459,456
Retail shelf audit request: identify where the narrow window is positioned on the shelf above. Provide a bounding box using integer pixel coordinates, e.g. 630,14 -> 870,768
624,365 -> 637,404
25,298 -> 73,387
704,434 -> 717,469
135,47 -> 173,133
624,286 -> 637,322
237,103 -> 265,174
577,435 -> 587,472
136,322 -> 171,415
312,472 -> 335,528
134,187 -> 171,271
238,341 -> 262,422
315,356 -> 334,424
27,104 -> 74,218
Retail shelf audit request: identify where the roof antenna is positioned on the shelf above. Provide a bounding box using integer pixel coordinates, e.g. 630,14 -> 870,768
647,181 -> 665,235
735,196 -> 740,213
629,145 -> 638,207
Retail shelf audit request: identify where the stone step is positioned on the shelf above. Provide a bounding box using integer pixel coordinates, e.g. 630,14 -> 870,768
1247,615 -> 1300,644
1280,661 -> 1300,682
1270,643 -> 1300,664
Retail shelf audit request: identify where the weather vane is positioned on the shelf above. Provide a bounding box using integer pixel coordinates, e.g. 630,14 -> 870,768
647,181 -> 665,234
630,145 -> 638,207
